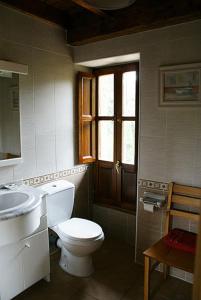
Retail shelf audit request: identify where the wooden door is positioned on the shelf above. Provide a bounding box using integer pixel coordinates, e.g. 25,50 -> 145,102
95,63 -> 139,212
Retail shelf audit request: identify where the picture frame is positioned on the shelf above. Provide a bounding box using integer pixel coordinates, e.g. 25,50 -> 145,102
159,63 -> 201,106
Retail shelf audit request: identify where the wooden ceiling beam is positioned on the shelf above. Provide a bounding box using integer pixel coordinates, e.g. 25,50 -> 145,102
0,0 -> 69,27
72,0 -> 107,17
67,0 -> 201,45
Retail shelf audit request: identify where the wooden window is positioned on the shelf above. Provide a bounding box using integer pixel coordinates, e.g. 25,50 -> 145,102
78,63 -> 139,212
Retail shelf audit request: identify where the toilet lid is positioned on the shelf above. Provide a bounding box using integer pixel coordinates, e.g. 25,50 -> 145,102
58,218 -> 103,241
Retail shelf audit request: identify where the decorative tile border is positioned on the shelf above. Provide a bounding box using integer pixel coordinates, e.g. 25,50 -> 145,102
137,179 -> 169,191
23,165 -> 88,186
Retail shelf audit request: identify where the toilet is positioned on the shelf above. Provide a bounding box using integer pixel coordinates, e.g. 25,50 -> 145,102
39,180 -> 104,277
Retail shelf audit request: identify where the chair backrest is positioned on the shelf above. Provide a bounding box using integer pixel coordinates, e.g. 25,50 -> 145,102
164,182 -> 201,235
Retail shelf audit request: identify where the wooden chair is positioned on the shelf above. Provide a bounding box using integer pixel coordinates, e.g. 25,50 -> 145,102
143,182 -> 201,300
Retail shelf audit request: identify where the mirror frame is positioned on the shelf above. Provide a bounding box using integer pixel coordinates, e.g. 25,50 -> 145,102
0,60 -> 28,168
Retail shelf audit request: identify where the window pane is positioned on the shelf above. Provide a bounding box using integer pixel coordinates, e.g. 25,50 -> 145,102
122,71 -> 136,116
98,74 -> 114,116
122,121 -> 135,165
98,121 -> 114,161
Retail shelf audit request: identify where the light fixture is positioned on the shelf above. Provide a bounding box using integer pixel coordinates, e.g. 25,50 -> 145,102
85,0 -> 136,10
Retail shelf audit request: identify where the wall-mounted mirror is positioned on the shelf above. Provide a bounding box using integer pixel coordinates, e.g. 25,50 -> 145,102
0,60 -> 28,167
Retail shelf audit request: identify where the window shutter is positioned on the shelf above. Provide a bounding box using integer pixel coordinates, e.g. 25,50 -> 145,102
78,72 -> 96,164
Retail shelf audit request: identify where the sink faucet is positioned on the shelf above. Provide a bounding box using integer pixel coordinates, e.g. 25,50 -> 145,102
0,181 -> 23,191
0,184 -> 11,190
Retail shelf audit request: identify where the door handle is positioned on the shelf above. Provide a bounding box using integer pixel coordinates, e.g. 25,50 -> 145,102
115,160 -> 121,174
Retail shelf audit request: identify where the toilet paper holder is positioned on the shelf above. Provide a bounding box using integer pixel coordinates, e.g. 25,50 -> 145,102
140,192 -> 166,209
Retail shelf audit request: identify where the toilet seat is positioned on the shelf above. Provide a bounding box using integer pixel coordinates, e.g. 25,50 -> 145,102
58,218 -> 103,242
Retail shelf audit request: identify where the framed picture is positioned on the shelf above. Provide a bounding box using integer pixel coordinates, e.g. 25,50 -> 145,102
160,63 -> 201,106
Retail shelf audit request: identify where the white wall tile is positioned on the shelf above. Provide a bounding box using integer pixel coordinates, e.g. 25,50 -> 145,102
55,131 -> 74,170
0,166 -> 14,184
166,111 -> 198,139
140,102 -> 166,137
139,137 -> 166,182
35,134 -> 56,175
54,70 -> 74,132
34,71 -> 55,135
165,137 -> 196,184
192,167 -> 201,187
195,139 -> 201,169
13,141 -> 37,180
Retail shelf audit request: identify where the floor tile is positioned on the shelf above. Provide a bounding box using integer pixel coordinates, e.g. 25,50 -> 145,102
14,239 -> 192,300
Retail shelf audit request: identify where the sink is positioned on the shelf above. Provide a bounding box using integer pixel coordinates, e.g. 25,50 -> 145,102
0,184 -> 44,247
0,192 -> 34,214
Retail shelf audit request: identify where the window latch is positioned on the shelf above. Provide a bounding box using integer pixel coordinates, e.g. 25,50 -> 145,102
115,160 -> 121,174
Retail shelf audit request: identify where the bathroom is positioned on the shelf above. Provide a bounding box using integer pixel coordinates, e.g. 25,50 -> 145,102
0,1 -> 201,299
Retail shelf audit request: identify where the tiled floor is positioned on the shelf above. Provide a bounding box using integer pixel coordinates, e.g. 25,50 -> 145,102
15,239 -> 192,300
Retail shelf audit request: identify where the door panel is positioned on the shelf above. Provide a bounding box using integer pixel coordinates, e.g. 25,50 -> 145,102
96,163 -> 115,204
22,229 -> 50,289
0,241 -> 24,300
121,170 -> 137,210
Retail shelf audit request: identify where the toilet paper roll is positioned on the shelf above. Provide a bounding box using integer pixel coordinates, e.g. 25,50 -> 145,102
143,202 -> 155,213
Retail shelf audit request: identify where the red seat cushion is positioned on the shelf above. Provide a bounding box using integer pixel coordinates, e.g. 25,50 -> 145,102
163,228 -> 197,254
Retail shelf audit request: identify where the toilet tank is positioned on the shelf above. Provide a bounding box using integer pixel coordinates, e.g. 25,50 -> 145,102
39,180 -> 75,228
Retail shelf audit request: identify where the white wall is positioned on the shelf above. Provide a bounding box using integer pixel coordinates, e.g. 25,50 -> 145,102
74,20 -> 201,187
0,4 -> 76,184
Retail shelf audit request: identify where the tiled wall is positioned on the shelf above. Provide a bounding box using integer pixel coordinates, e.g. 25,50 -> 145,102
0,3 -> 75,184
0,5 -> 92,232
74,19 -> 201,282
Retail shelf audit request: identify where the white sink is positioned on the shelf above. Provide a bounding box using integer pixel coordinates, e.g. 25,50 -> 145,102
0,184 -> 44,247
0,192 -> 34,214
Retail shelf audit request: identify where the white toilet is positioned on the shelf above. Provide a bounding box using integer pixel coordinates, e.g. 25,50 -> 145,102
40,180 -> 104,277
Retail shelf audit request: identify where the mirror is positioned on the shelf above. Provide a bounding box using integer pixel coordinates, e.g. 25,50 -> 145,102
0,72 -> 20,161
0,60 -> 28,167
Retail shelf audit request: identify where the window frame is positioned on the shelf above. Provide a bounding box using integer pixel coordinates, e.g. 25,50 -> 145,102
78,62 -> 139,212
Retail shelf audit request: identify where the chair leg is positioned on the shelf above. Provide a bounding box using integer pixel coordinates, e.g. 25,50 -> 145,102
163,264 -> 168,280
144,256 -> 150,300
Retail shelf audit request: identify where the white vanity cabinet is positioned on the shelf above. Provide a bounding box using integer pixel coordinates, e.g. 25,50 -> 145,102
0,229 -> 50,300
0,239 -> 24,300
22,229 -> 50,289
